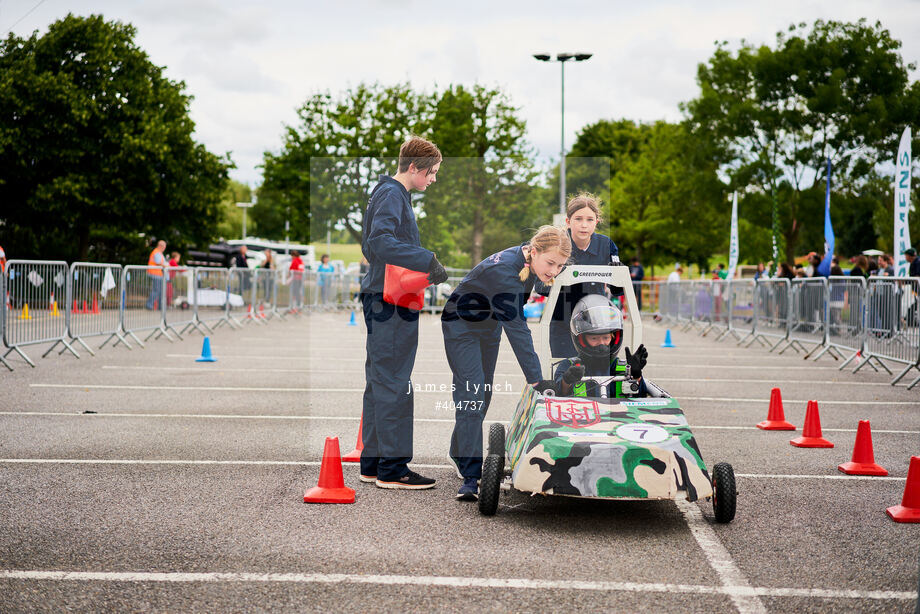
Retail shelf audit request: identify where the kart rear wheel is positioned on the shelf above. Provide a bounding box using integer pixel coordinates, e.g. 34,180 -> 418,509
478,453 -> 503,516
487,422 -> 505,457
712,462 -> 736,523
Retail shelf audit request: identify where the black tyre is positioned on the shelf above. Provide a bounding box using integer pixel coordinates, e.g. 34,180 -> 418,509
487,422 -> 506,457
478,453 -> 504,516
712,462 -> 736,523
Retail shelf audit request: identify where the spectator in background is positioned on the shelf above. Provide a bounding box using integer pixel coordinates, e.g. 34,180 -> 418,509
232,245 -> 250,299
317,253 -> 335,307
880,254 -> 895,276
629,257 -> 644,310
166,251 -> 180,305
805,253 -> 821,277
359,257 -> 369,278
794,264 -> 806,278
232,245 -> 248,269
867,256 -> 879,277
289,250 -> 304,312
667,264 -> 682,283
145,240 -> 167,310
850,255 -> 868,279
777,262 -> 795,280
259,250 -> 275,307
753,262 -> 766,281
904,248 -> 920,277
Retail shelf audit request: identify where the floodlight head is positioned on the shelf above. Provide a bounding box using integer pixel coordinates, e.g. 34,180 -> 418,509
574,53 -> 593,61
556,52 -> 574,61
533,53 -> 551,61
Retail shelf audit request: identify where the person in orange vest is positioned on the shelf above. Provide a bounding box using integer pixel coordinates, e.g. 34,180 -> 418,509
146,240 -> 167,310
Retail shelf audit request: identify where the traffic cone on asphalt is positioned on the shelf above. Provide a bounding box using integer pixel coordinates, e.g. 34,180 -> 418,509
73,299 -> 81,314
347,311 -> 357,327
661,329 -> 675,348
838,420 -> 888,476
50,300 -> 60,317
82,300 -> 88,314
18,303 -> 30,320
195,337 -> 217,362
304,437 -> 355,504
887,456 -> 920,523
342,417 -> 364,462
790,400 -> 833,448
246,304 -> 254,320
258,304 -> 267,319
92,296 -> 100,314
757,388 -> 796,430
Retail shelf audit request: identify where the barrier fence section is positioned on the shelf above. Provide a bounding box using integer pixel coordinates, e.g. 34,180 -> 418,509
747,279 -> 791,351
1,272 -> 8,371
163,266 -> 204,338
121,264 -> 171,346
2,260 -> 77,367
194,267 -> 232,332
780,278 -> 828,357
252,268 -> 276,321
860,277 -> 920,387
706,279 -> 731,338
724,279 -> 756,343
227,267 -> 254,326
660,281 -> 680,322
68,262 -> 130,355
274,268 -> 305,316
821,276 -> 866,367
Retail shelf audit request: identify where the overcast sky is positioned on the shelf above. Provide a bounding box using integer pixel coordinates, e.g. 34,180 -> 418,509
2,0 -> 918,188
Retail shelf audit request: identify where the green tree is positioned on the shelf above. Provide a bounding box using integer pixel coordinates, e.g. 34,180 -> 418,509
0,14 -> 231,262
215,179 -> 252,241
425,84 -> 547,266
258,83 -> 425,245
683,19 -> 920,262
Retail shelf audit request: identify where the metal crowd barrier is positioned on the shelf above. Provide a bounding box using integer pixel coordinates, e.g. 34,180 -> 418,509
820,276 -> 866,366
68,262 -> 130,355
194,268 -> 232,331
723,279 -> 756,343
860,277 -> 920,387
163,266 -> 205,338
1,272 -> 9,371
252,269 -> 276,321
705,279 -> 731,337
227,267 -> 253,326
121,264 -> 172,346
779,278 -> 828,357
746,279 -> 791,351
2,259 -> 77,367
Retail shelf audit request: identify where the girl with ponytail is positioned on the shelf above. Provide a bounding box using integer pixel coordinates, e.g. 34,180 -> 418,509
441,225 -> 571,501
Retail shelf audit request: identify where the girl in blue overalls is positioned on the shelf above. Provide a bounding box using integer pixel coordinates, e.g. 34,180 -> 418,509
539,193 -> 620,358
442,225 -> 572,501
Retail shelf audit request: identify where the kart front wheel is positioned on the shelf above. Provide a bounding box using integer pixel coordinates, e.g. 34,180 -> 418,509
487,422 -> 505,457
478,453 -> 504,516
712,462 -> 736,523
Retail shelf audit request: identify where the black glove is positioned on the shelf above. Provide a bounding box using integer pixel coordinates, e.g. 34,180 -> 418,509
428,255 -> 448,285
532,380 -> 558,395
625,344 -> 648,379
562,362 -> 585,385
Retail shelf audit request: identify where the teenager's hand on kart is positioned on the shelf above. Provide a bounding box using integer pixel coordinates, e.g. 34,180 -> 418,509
562,362 -> 585,385
532,380 -> 558,395
428,255 -> 448,285
625,344 -> 648,379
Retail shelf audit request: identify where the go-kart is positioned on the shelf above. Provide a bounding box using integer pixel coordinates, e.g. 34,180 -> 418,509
478,265 -> 737,523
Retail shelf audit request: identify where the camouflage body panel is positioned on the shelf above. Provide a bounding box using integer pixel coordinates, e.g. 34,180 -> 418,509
506,386 -> 712,501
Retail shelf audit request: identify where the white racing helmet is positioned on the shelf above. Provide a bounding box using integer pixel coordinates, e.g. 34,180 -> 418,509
569,294 -> 623,365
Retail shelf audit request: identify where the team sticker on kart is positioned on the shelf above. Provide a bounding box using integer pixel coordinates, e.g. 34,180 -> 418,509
544,399 -> 672,443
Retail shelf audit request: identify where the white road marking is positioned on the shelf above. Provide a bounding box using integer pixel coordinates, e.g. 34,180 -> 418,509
676,499 -> 768,614
0,459 -> 908,481
28,384 -> 521,395
681,396 -> 919,406
3,412 -> 917,435
0,570 -> 911,601
656,377 -> 889,386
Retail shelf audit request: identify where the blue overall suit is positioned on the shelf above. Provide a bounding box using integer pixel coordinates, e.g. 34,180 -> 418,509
360,175 -> 435,481
536,231 -> 620,358
442,246 -> 543,479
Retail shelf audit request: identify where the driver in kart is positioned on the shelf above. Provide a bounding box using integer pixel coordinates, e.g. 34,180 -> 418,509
553,294 -> 649,398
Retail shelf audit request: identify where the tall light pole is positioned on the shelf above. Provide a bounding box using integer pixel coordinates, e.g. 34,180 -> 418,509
235,201 -> 254,240
534,52 -> 592,217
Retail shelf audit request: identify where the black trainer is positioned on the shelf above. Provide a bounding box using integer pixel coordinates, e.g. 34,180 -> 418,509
375,470 -> 436,490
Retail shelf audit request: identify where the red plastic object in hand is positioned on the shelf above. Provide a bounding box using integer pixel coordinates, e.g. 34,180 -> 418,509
383,264 -> 429,311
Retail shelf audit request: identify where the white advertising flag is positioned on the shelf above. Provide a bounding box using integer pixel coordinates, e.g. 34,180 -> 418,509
727,192 -> 739,279
894,127 -> 912,277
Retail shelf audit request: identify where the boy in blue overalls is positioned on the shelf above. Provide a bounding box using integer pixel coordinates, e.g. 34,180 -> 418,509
553,294 -> 650,398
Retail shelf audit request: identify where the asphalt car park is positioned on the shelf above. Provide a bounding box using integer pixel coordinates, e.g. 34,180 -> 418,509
1,311 -> 918,613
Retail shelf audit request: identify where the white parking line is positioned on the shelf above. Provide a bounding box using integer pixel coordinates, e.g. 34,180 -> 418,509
681,396 -> 919,406
0,459 -> 908,481
656,378 -> 889,386
0,570 -> 911,602
676,499 -> 768,613
3,412 -> 918,435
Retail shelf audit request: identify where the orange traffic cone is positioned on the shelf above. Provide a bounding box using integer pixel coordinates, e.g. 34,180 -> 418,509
342,417 -> 364,463
73,299 -> 81,314
245,304 -> 254,320
304,437 -> 355,504
92,296 -> 100,314
258,304 -> 267,319
757,388 -> 796,430
790,400 -> 833,448
887,456 -> 920,523
82,299 -> 88,314
383,264 -> 429,310
838,420 -> 887,476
